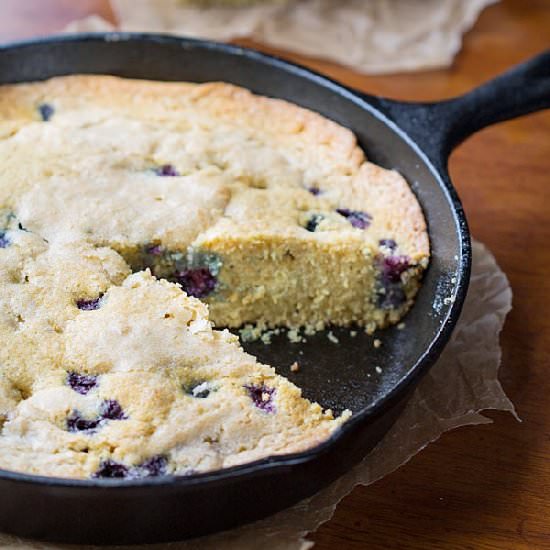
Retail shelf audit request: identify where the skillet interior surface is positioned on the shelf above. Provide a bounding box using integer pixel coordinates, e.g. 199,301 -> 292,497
0,34 -> 469,543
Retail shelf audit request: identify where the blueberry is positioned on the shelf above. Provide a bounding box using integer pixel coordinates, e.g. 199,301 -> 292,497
144,243 -> 164,256
100,400 -> 126,421
244,384 -> 276,413
0,232 -> 10,249
67,411 -> 100,433
38,103 -> 55,122
184,381 -> 211,399
93,456 -> 168,480
176,267 -> 217,298
76,295 -> 103,311
336,208 -> 372,229
154,164 -> 179,177
138,455 -> 168,477
379,255 -> 410,283
67,372 -> 98,395
377,283 -> 407,310
376,254 -> 411,310
66,400 -> 126,433
305,214 -> 324,232
93,460 -> 129,479
379,238 -> 397,251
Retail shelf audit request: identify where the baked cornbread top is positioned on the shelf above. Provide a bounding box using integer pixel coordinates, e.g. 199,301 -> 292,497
0,76 -> 428,260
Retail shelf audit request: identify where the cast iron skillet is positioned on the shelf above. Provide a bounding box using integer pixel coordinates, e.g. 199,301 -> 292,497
0,34 -> 548,545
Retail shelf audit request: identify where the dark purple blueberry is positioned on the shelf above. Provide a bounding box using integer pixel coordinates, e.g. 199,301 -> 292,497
305,214 -> 324,232
100,400 -> 127,421
307,186 -> 321,196
176,267 -> 217,298
336,208 -> 372,229
375,253 -> 411,310
379,255 -> 410,283
377,283 -> 407,310
67,411 -> 101,433
144,243 -> 164,256
67,372 -> 98,395
244,384 -> 276,414
184,381 -> 211,399
38,103 -> 55,122
154,164 -> 180,177
138,455 -> 168,477
0,232 -> 10,249
379,238 -> 397,251
76,295 -> 103,311
93,460 -> 129,479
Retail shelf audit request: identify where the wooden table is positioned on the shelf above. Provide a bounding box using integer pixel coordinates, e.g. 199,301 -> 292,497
1,1 -> 549,548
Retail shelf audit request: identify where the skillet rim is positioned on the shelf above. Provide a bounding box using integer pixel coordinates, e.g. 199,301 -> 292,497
0,32 -> 472,489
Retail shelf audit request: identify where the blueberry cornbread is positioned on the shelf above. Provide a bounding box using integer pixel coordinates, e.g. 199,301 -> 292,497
0,75 -> 429,332
0,75 -> 428,479
0,224 -> 347,478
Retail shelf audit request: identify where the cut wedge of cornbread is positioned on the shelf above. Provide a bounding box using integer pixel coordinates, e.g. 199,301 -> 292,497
0,227 -> 347,479
0,75 -> 429,332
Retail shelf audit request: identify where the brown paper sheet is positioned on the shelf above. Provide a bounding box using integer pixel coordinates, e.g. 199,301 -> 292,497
0,240 -> 515,549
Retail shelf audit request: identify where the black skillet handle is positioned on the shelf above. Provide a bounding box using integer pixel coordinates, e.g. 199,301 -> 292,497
368,50 -> 550,170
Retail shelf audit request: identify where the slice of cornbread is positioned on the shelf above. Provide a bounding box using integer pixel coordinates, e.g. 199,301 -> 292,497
0,75 -> 428,332
0,227 -> 346,479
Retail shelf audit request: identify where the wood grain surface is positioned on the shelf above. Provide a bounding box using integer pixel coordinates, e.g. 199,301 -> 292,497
0,1 -> 549,548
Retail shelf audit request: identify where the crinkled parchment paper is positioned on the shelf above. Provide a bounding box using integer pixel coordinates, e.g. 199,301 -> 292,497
0,240 -> 515,549
65,0 -> 497,74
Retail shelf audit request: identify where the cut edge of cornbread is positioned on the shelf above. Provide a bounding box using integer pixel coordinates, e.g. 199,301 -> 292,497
0,75 -> 430,335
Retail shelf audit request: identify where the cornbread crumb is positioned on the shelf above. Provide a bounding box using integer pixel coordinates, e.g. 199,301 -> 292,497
239,324 -> 264,342
397,322 -> 406,330
373,338 -> 382,348
327,331 -> 339,344
260,331 -> 273,344
260,328 -> 281,345
287,329 -> 304,343
290,362 -> 300,373
365,322 -> 377,335
375,366 -> 383,374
